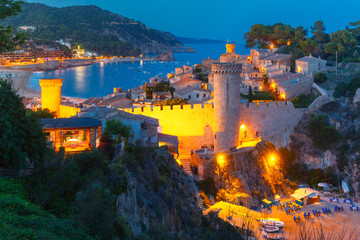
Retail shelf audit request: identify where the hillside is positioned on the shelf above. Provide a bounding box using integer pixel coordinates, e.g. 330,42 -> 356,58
2,3 -> 183,56
0,178 -> 93,240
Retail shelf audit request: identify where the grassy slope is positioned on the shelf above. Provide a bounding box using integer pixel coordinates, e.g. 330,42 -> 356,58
0,178 -> 93,240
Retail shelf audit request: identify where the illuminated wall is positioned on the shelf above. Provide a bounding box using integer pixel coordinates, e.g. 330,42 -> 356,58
122,103 -> 215,158
59,105 -> 81,118
121,101 -> 304,159
39,79 -> 62,117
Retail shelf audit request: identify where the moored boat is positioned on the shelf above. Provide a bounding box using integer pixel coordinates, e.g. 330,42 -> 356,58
261,225 -> 280,233
260,219 -> 285,228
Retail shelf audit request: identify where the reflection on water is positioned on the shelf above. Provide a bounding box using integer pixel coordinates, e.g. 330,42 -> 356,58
73,66 -> 86,93
29,44 -> 249,98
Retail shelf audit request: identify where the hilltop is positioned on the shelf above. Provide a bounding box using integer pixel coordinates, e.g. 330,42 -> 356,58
2,3 -> 183,56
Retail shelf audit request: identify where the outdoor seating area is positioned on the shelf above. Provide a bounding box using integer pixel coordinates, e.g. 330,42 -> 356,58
263,196 -> 360,238
276,201 -> 302,214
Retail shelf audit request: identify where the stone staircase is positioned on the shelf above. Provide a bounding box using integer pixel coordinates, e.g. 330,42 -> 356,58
180,159 -> 193,177
180,159 -> 211,223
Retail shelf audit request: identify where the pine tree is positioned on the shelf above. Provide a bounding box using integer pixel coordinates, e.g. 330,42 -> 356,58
248,86 -> 253,103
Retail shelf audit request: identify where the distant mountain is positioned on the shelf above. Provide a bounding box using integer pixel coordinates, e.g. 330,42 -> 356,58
3,3 -> 183,56
176,36 -> 230,44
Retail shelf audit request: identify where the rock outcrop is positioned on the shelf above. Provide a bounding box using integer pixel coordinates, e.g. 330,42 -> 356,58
115,147 -> 201,237
353,88 -> 360,104
152,51 -> 175,61
290,99 -> 360,199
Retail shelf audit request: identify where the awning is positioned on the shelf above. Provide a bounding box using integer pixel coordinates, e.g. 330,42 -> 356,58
291,193 -> 305,200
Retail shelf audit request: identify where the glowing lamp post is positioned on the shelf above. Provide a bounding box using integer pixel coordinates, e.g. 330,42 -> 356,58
217,154 -> 226,168
268,153 -> 278,167
281,93 -> 286,100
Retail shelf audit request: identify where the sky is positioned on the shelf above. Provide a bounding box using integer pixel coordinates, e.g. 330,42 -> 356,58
27,0 -> 360,42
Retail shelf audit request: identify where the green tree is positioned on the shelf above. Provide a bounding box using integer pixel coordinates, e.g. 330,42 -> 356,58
0,0 -> 25,53
0,79 -> 49,170
71,182 -> 117,239
156,97 -> 188,106
244,24 -> 273,49
153,81 -> 175,94
27,108 -> 56,119
293,26 -> 307,44
248,86 -> 253,102
299,38 -> 318,55
307,114 -> 340,150
314,72 -> 327,84
311,20 -> 328,43
104,119 -> 132,140
262,74 -> 269,89
325,29 -> 357,56
349,19 -> 360,41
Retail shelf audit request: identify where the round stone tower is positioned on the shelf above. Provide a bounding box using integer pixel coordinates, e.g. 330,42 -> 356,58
39,79 -> 63,117
226,43 -> 235,53
212,63 -> 242,152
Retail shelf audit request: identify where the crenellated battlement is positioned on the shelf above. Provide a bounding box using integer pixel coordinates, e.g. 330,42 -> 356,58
121,103 -> 214,113
243,100 -> 293,108
39,79 -> 63,87
120,101 -> 297,114
212,62 -> 242,74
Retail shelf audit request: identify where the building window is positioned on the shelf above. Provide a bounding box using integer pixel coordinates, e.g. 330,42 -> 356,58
188,95 -> 191,99
196,94 -> 199,98
203,94 -> 206,98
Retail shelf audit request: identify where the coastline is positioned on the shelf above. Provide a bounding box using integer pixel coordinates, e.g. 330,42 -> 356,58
0,59 -> 96,98
0,69 -> 40,98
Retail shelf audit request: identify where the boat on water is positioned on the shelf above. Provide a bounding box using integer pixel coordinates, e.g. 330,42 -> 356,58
260,220 -> 285,228
261,225 -> 280,233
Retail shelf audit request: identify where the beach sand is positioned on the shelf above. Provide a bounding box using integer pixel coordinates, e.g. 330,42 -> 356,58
0,69 -> 40,98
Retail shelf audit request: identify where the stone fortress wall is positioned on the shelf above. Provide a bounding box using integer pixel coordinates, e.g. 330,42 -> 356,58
121,100 -> 304,158
122,104 -> 215,158
240,101 -> 304,147
59,105 -> 81,118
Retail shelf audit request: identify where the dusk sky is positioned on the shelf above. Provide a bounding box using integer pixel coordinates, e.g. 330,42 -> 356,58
28,0 -> 360,42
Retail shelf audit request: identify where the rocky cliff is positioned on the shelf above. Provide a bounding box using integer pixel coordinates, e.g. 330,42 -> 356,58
152,51 -> 175,61
199,143 -> 295,207
289,98 -> 360,199
4,3 -> 184,56
115,146 -> 245,239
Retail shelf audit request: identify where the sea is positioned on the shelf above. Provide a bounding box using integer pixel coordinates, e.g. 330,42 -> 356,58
29,43 -> 249,99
